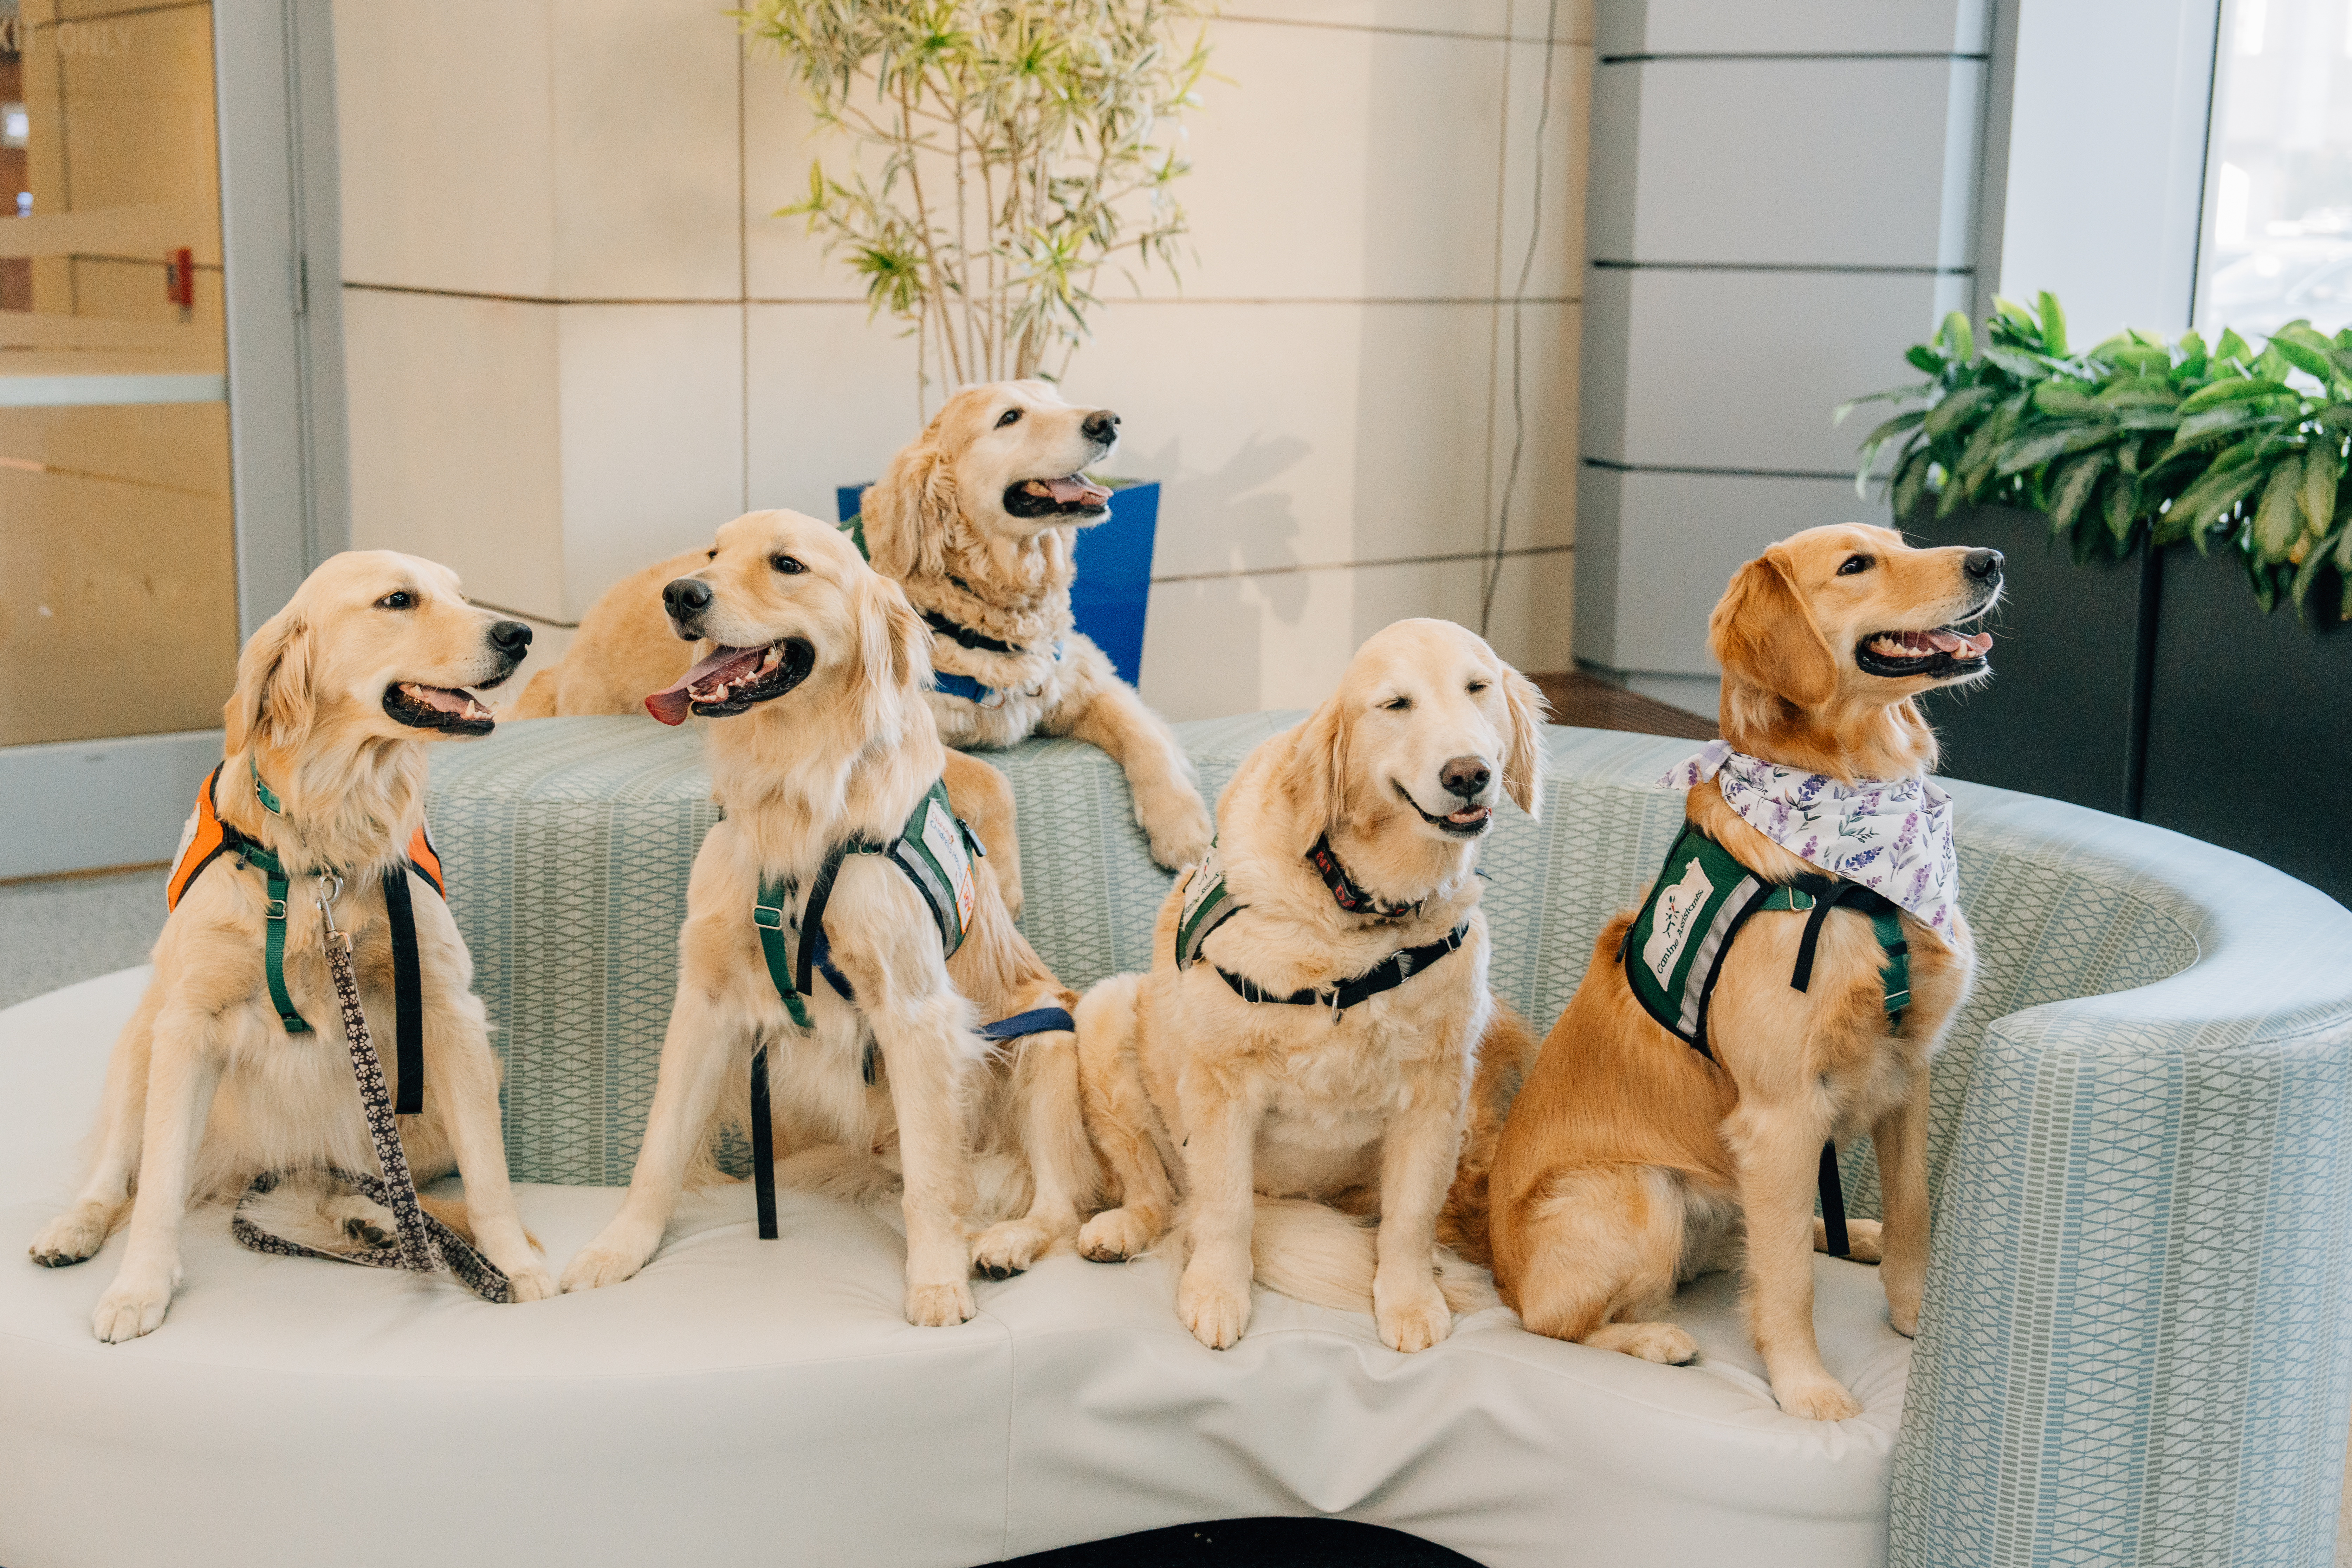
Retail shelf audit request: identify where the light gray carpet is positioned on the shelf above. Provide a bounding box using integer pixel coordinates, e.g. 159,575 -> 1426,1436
0,868 -> 167,1009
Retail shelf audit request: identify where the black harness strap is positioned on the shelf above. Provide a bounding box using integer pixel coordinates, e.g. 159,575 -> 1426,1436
979,1006 -> 1076,1041
921,608 -> 1025,655
382,867 -> 426,1115
751,1044 -> 779,1240
1216,921 -> 1471,1011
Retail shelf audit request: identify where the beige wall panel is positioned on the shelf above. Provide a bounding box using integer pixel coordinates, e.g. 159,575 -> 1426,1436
0,401 -> 237,745
343,288 -> 565,620
1225,3 -> 1589,41
332,0 -> 557,297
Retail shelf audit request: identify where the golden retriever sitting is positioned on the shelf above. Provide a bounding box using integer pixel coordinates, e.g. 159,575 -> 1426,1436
513,379 -> 1213,876
27,552 -> 555,1340
558,510 -> 1097,1326
1074,619 -> 1547,1353
1487,523 -> 1999,1420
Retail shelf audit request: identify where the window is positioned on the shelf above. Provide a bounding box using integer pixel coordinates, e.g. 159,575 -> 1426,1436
2196,0 -> 2352,340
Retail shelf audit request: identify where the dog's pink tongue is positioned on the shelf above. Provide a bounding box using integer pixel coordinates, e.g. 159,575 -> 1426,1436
645,646 -> 757,726
1927,629 -> 1995,657
1044,475 -> 1112,507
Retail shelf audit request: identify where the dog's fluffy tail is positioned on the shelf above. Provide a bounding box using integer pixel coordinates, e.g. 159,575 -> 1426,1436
1246,1197 -> 1498,1315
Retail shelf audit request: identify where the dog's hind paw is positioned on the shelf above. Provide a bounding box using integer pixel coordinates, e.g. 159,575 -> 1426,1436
29,1202 -> 112,1266
1078,1206 -> 1159,1262
905,1281 -> 976,1327
972,1219 -> 1047,1279
1587,1321 -> 1698,1365
1814,1216 -> 1883,1263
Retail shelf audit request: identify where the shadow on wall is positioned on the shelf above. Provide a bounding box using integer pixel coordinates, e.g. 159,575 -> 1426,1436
1131,432 -> 1310,720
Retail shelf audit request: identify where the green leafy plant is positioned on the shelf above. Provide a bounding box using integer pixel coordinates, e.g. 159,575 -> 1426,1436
739,0 -> 1213,396
1840,292 -> 2352,621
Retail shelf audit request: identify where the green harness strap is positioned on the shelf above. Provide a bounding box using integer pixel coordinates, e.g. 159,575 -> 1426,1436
246,758 -> 311,1035
751,884 -> 816,1031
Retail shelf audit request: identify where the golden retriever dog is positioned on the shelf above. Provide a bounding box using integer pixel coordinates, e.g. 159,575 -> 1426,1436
1074,619 -> 1547,1352
1487,523 -> 2000,1420
514,378 -> 1213,878
557,510 -> 1097,1325
27,552 -> 554,1340
501,547 -> 1029,917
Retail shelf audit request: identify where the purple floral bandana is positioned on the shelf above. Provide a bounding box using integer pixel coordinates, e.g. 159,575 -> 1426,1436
1659,739 -> 1960,935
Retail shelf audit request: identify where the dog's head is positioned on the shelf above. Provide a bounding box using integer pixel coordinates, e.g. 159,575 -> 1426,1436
861,380 -> 1121,573
223,551 -> 530,755
646,509 -> 928,735
1710,523 -> 2002,765
1281,618 -> 1547,853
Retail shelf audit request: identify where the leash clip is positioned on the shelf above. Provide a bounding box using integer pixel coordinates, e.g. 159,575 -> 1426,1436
317,871 -> 351,954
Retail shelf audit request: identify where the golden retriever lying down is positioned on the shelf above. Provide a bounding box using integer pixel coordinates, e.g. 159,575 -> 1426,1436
1488,523 -> 1998,1420
558,511 -> 1097,1325
1075,619 -> 1547,1352
514,380 -> 1213,878
27,552 -> 554,1340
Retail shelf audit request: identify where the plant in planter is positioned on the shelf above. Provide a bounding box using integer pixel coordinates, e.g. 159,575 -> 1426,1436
739,0 -> 1215,684
742,0 -> 1213,393
1837,295 -> 2352,905
1841,292 -> 2352,621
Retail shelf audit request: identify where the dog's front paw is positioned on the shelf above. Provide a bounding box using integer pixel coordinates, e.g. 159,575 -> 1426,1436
91,1271 -> 176,1343
30,1202 -> 112,1266
1374,1276 -> 1453,1354
1887,1294 -> 1919,1338
972,1218 -> 1048,1280
905,1280 -> 976,1327
559,1240 -> 650,1294
1143,801 -> 1214,872
1815,1216 -> 1883,1262
1078,1206 -> 1158,1262
1177,1267 -> 1251,1349
503,1264 -> 557,1303
1775,1375 -> 1864,1422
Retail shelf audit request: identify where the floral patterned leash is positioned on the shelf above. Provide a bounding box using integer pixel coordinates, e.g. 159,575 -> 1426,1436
229,872 -> 512,1303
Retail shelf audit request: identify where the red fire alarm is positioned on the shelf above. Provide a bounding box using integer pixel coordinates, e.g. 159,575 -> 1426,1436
165,247 -> 193,309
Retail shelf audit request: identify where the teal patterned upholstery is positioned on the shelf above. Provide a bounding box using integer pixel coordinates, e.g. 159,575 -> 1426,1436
427,713 -> 2352,1564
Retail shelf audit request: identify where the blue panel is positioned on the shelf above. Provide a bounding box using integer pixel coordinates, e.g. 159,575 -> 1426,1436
836,479 -> 1161,686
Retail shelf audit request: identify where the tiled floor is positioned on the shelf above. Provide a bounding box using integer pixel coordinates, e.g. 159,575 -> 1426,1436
0,863 -> 167,1009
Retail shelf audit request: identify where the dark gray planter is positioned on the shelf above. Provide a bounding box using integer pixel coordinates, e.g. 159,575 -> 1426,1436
1898,501 -> 2352,907
2141,545 -> 2352,905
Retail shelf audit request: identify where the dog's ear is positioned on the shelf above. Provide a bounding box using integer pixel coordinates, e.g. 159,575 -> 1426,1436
1498,664 -> 1549,818
1709,547 -> 1838,709
850,566 -> 933,728
1277,694 -> 1351,851
223,609 -> 316,755
861,420 -> 955,582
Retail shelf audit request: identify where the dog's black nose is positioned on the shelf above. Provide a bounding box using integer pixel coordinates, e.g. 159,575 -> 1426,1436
488,620 -> 532,659
1964,548 -> 2004,581
1440,756 -> 1492,802
1082,409 -> 1120,446
664,578 -> 713,621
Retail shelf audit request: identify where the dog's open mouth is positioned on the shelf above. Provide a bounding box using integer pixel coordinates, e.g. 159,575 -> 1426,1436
1397,783 -> 1492,838
644,638 -> 814,725
1003,473 -> 1113,520
1854,626 -> 1995,680
383,682 -> 496,734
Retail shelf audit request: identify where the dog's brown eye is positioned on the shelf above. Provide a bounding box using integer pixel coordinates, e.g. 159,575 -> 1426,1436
771,553 -> 805,575
997,408 -> 1021,427
1467,681 -> 1489,694
1383,696 -> 1412,712
375,591 -> 414,610
1838,555 -> 1872,576
706,549 -> 718,561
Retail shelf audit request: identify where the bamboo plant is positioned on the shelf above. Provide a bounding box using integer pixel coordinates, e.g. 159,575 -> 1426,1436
740,0 -> 1213,398
1842,293 -> 2352,620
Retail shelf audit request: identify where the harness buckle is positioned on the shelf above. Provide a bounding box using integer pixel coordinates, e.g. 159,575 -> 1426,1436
263,898 -> 287,922
752,905 -> 786,931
